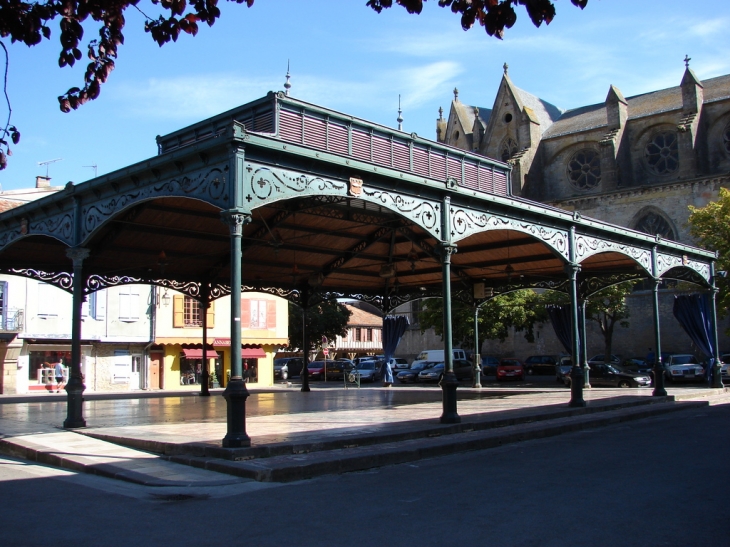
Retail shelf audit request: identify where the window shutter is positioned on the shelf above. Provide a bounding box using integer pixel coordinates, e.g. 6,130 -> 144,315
241,299 -> 250,328
266,300 -> 276,328
173,295 -> 184,327
206,300 -> 215,329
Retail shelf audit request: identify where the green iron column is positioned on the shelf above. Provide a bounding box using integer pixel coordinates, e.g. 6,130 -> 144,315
709,263 -> 723,388
440,195 -> 460,424
567,226 -> 585,407
221,211 -> 251,448
64,247 -> 89,429
651,247 -> 667,397
472,306 -> 482,388
199,283 -> 211,397
580,300 -> 590,388
301,288 -> 311,393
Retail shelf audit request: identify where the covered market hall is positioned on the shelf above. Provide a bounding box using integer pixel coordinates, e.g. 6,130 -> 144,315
0,89 -> 721,448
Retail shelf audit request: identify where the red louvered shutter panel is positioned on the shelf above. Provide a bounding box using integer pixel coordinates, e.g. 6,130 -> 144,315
240,299 -> 251,328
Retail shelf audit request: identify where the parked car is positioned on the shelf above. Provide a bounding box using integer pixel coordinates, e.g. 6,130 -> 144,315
274,357 -> 304,379
587,354 -> 622,367
396,362 -> 431,383
412,349 -> 467,368
720,353 -> 730,384
565,363 -> 651,388
355,360 -> 382,383
496,358 -> 524,381
523,355 -> 562,375
306,360 -> 344,380
621,357 -> 652,374
353,356 -> 377,366
663,354 -> 705,383
377,357 -> 410,372
555,356 -> 573,383
417,361 -> 445,383
453,358 -> 479,381
480,355 -> 500,376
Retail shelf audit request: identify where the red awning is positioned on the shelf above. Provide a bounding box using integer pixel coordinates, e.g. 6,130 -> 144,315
241,348 -> 266,358
182,349 -> 220,359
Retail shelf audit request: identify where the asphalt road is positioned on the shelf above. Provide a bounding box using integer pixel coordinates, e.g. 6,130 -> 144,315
1,399 -> 727,547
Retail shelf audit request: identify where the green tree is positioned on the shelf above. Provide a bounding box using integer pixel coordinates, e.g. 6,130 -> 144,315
689,187 -> 730,331
417,290 -> 548,351
286,300 -> 351,353
584,282 -> 635,362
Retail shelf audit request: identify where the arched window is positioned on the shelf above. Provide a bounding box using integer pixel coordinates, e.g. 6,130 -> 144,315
567,148 -> 601,190
635,211 -> 676,240
501,138 -> 518,162
723,121 -> 730,155
645,131 -> 679,175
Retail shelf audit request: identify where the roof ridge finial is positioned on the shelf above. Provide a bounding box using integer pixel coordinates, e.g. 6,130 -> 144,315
397,94 -> 404,131
684,54 -> 691,68
284,60 -> 292,96
503,62 -> 509,75
438,106 -> 443,120
453,87 -> 459,101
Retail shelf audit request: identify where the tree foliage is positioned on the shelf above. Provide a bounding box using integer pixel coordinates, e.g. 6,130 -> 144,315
367,0 -> 588,38
418,290 -> 548,350
0,0 -> 588,170
689,187 -> 730,325
286,300 -> 352,352
584,282 -> 635,361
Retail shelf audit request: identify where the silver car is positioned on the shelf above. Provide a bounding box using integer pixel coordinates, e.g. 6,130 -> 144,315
664,354 -> 705,383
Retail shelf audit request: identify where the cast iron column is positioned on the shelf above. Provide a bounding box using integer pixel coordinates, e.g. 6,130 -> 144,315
567,226 -> 585,407
199,283 -> 210,397
472,306 -> 482,388
221,211 -> 251,448
64,247 -> 89,429
580,300 -> 590,388
300,287 -> 310,392
709,263 -> 723,388
440,196 -> 460,424
651,247 -> 667,397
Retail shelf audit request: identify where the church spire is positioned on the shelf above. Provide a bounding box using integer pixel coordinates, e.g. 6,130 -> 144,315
397,95 -> 404,131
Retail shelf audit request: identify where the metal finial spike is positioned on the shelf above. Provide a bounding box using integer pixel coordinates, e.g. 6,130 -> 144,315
438,106 -> 443,120
397,94 -> 403,131
284,60 -> 292,96
684,54 -> 691,68
453,87 -> 459,101
503,62 -> 509,75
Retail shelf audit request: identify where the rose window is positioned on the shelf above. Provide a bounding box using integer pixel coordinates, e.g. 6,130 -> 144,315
645,131 -> 678,174
567,149 -> 601,190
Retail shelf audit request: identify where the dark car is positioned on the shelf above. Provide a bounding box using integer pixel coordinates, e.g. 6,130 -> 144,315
720,353 -> 730,384
480,355 -> 500,376
621,357 -> 653,374
453,359 -> 478,381
305,360 -> 344,381
274,357 -> 304,379
523,355 -> 561,375
587,354 -> 622,367
417,362 -> 445,383
565,363 -> 651,388
555,356 -> 573,383
396,362 -> 431,383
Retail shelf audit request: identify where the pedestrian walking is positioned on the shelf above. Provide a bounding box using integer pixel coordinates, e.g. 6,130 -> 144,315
54,361 -> 65,393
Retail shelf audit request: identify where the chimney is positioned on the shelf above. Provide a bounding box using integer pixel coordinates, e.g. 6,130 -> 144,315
36,176 -> 51,188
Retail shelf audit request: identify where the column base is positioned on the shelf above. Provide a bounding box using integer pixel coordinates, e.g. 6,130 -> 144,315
63,376 -> 86,429
440,372 -> 461,424
568,366 -> 586,408
222,379 -> 251,448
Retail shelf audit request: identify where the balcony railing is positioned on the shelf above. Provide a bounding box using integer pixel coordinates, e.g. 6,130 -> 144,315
1,309 -> 24,331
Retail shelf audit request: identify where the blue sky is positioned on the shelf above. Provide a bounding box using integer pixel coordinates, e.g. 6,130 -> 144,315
1,0 -> 728,191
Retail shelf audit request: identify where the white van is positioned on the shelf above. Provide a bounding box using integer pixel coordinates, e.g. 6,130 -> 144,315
412,349 -> 466,368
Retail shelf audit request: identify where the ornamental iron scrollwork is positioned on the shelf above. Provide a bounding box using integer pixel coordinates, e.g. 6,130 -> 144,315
450,207 -> 569,259
580,273 -> 646,298
362,188 -> 440,237
656,253 -> 710,282
246,164 -> 347,205
8,268 -> 73,293
660,266 -> 710,288
574,235 -> 651,271
82,165 -> 230,240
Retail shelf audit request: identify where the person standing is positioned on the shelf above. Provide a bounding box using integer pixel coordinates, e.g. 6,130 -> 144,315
54,361 -> 65,393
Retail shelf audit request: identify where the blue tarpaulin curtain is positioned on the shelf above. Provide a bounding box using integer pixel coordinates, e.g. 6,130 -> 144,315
672,294 -> 716,381
547,305 -> 582,360
381,315 -> 410,384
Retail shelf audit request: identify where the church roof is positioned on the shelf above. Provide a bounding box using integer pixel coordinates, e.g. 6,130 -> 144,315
510,83 -> 564,132
452,102 -> 492,133
344,303 -> 382,327
542,73 -> 730,139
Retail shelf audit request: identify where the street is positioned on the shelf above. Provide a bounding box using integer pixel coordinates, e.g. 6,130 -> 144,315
1,399 -> 727,546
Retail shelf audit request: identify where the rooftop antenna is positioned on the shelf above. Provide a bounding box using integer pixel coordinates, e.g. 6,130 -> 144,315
397,94 -> 403,131
84,163 -> 98,178
38,158 -> 62,178
284,60 -> 292,96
